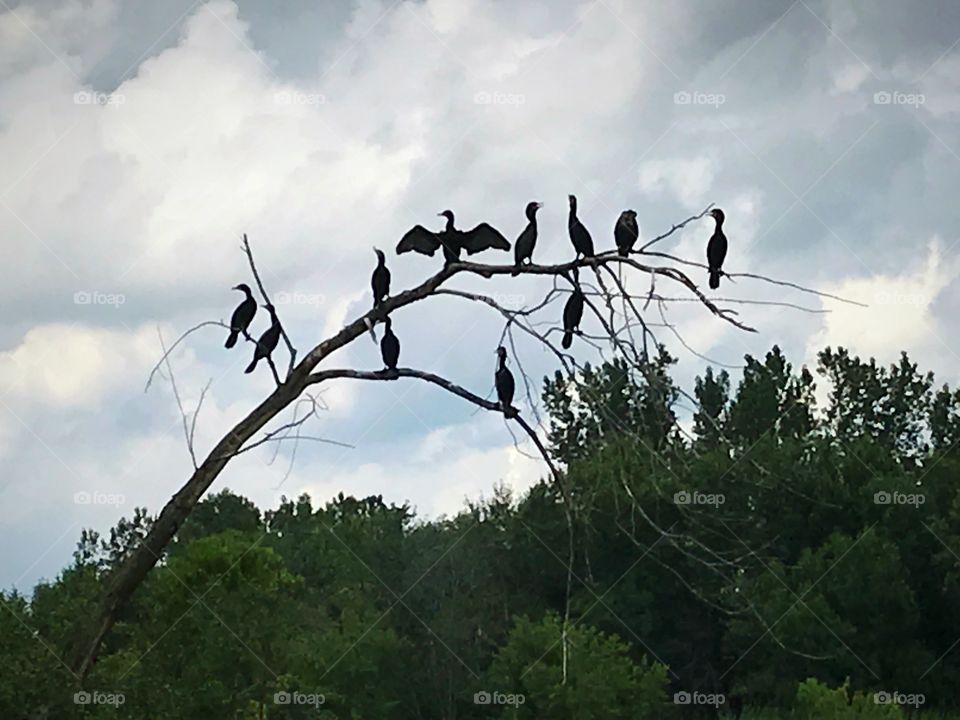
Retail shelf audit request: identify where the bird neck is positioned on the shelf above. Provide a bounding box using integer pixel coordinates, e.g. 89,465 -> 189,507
498,355 -> 506,370
713,216 -> 724,230
444,216 -> 455,231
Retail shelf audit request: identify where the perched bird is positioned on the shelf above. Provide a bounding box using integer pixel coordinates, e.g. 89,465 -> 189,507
397,210 -> 510,266
225,283 -> 257,349
244,305 -> 282,374
568,195 -> 594,259
614,210 -> 639,257
380,316 -> 400,372
513,201 -> 543,275
371,247 -> 391,308
706,208 -> 728,290
562,268 -> 585,350
494,346 -> 516,417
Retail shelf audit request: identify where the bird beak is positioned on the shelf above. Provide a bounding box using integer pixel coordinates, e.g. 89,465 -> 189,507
536,202 -> 544,208
436,212 -> 444,217
231,285 -> 240,290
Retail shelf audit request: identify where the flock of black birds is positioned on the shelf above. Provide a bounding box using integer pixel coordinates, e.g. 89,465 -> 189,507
224,200 -> 729,417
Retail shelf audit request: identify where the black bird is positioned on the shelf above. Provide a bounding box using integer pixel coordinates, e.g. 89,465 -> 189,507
706,208 -> 728,290
371,247 -> 391,308
513,201 -> 542,274
561,268 -> 585,350
614,210 -> 639,257
568,195 -> 594,259
225,283 -> 257,349
494,346 -> 516,417
397,210 -> 510,266
244,305 -> 281,374
380,316 -> 400,372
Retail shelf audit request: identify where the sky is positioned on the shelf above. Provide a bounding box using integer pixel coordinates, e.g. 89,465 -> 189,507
1,0 -> 959,593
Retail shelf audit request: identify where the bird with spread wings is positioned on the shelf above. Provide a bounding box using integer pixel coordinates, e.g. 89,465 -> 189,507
397,209 -> 510,265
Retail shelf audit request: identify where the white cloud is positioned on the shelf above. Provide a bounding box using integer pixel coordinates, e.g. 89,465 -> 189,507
807,238 -> 960,369
0,323 -> 158,407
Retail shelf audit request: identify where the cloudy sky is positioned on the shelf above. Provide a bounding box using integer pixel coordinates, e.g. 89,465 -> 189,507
2,0 -> 959,592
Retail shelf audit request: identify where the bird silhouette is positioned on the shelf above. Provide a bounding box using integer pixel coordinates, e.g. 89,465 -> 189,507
380,316 -> 400,373
244,305 -> 281,374
615,210 -> 639,257
397,210 -> 510,266
513,201 -> 542,275
568,195 -> 594,259
562,268 -> 585,349
371,247 -> 391,308
225,283 -> 257,349
495,346 -> 516,417
706,208 -> 727,289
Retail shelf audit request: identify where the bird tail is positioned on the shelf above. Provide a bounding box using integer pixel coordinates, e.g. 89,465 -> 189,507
244,357 -> 258,374
562,330 -> 573,349
709,269 -> 721,289
225,330 -> 239,349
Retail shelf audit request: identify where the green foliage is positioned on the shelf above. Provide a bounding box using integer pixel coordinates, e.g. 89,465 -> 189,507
9,344 -> 960,718
480,613 -> 667,719
794,678 -> 903,719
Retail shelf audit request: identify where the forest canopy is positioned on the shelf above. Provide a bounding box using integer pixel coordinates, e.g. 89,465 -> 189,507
6,344 -> 960,719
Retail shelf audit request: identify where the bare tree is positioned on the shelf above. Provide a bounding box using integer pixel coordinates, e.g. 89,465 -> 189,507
65,205 -> 859,682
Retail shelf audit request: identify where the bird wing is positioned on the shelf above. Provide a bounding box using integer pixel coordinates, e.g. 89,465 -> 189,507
396,225 -> 442,256
460,223 -> 510,254
707,232 -> 728,267
230,298 -> 256,330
